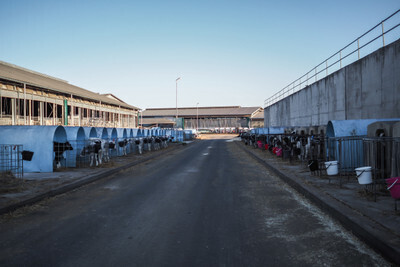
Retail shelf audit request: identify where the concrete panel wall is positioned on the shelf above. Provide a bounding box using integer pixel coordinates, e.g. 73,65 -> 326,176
265,38 -> 400,127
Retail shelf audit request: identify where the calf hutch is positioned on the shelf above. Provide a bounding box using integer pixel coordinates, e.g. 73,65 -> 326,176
0,125 -> 187,175
0,125 -> 68,172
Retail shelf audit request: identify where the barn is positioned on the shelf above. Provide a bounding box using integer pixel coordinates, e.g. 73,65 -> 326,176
0,61 -> 139,128
141,106 -> 263,131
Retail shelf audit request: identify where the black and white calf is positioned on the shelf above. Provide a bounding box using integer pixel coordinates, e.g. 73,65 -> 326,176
54,141 -> 73,169
80,139 -> 103,167
160,136 -> 168,148
118,139 -> 128,156
102,140 -> 110,163
143,137 -> 153,152
134,138 -> 143,154
154,137 -> 162,150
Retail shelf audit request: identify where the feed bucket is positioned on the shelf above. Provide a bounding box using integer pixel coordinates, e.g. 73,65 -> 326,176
264,144 -> 269,150
272,147 -> 277,154
355,166 -> 372,185
325,161 -> 338,176
276,148 -> 282,157
386,177 -> 400,199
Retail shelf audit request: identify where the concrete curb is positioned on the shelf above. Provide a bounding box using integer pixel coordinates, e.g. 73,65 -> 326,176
0,144 -> 183,216
236,142 -> 400,265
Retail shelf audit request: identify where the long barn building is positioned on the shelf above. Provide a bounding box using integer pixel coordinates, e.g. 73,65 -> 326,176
0,61 -> 139,128
142,106 -> 264,130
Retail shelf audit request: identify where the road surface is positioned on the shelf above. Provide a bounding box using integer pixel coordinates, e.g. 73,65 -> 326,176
0,139 -> 388,266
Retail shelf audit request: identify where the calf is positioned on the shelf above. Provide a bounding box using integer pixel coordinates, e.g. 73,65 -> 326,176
118,139 -> 128,156
161,136 -> 168,148
134,138 -> 143,154
102,140 -> 110,163
81,139 -> 102,167
143,137 -> 153,152
154,137 -> 162,150
54,141 -> 73,169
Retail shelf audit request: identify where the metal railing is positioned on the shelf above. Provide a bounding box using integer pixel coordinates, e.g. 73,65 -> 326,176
0,144 -> 23,179
264,9 -> 400,108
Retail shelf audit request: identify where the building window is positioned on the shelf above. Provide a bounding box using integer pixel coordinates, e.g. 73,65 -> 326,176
57,104 -> 63,118
46,102 -> 53,117
1,97 -> 12,115
33,100 -> 40,117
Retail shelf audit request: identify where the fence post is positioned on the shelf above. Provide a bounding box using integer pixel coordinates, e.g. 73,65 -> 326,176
326,60 -> 328,76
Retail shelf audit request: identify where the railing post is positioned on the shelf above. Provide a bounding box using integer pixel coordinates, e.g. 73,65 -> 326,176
315,68 -> 317,82
326,60 -> 328,76
340,50 -> 342,68
299,77 -> 301,91
381,21 -> 385,47
306,73 -> 308,86
357,38 -> 360,60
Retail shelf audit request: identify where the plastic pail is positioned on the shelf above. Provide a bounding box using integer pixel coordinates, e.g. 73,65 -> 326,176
386,177 -> 400,199
355,166 -> 372,185
276,148 -> 282,157
325,161 -> 338,175
264,144 -> 269,150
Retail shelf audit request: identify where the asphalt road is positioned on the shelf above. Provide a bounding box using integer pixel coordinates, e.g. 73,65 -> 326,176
0,139 -> 388,266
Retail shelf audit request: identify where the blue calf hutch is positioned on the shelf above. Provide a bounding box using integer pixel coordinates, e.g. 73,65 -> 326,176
0,125 -> 67,172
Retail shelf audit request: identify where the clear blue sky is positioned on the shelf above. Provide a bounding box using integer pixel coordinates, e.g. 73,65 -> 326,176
1,0 -> 399,109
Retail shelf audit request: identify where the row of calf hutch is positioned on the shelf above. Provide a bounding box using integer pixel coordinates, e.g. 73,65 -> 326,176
0,126 -> 188,174
241,118 -> 400,208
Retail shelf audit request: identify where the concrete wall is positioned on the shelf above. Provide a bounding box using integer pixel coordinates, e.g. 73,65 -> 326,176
264,38 -> 400,127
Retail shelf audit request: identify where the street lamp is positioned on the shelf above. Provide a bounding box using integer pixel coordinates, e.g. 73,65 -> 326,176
196,102 -> 199,132
176,77 -> 181,127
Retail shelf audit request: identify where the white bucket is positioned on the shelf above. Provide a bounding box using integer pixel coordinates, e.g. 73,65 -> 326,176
355,166 -> 372,185
325,161 -> 338,175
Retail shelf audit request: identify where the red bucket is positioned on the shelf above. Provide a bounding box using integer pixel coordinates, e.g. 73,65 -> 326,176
386,177 -> 400,199
272,147 -> 277,154
276,148 -> 282,157
264,144 -> 269,150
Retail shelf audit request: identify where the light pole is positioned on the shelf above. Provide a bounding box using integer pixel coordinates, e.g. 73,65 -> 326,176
175,77 -> 181,128
196,102 -> 199,132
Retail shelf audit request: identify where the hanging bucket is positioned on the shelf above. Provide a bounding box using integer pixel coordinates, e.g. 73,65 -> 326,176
325,161 -> 338,176
272,147 -> 277,154
276,148 -> 282,157
386,177 -> 400,199
355,166 -> 372,185
264,144 -> 269,150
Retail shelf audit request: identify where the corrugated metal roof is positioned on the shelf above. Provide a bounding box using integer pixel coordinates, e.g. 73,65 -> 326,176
141,118 -> 176,125
0,61 -> 139,110
143,106 -> 262,117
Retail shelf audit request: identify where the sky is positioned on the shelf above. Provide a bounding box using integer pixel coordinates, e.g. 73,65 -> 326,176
1,0 -> 399,110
